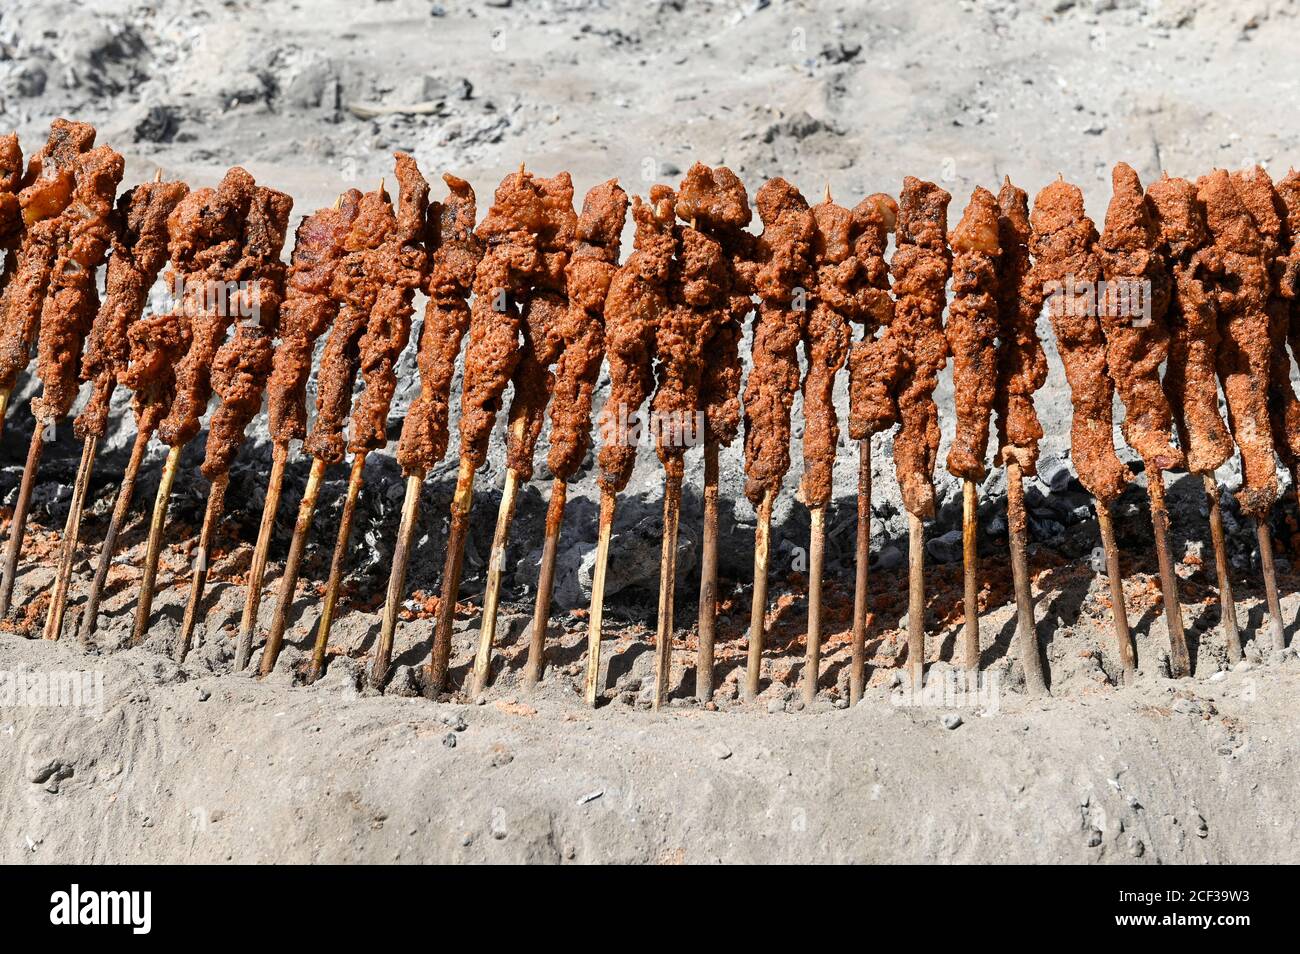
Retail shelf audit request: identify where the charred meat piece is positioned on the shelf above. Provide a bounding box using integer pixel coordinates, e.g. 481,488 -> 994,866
1099,163 -> 1180,471
74,178 -> 189,441
30,145 -> 124,426
743,178 -> 815,505
155,167 -> 257,447
1148,175 -> 1233,476
545,179 -> 628,481
993,179 -> 1047,474
397,174 -> 482,477
200,185 -> 293,479
0,119 -> 96,394
348,153 -> 429,455
1032,179 -> 1130,504
267,190 -> 361,447
0,133 -> 23,256
1198,170 -> 1278,515
891,177 -> 952,518
944,186 -> 1001,481
596,186 -> 675,494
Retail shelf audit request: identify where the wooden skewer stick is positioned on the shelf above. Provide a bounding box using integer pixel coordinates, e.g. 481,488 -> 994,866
906,511 -> 926,691
365,471 -> 423,688
130,444 -> 182,644
744,489 -> 773,702
1255,518 -> 1286,652
582,487 -> 615,706
78,426 -> 152,647
961,477 -> 980,672
696,439 -> 720,702
849,440 -> 871,706
43,435 -> 98,640
0,425 -> 47,617
233,442 -> 288,670
470,465 -> 522,696
524,477 -> 567,687
0,387 -> 11,439
427,458 -> 476,696
255,456 -> 325,674
313,452 -> 367,671
1202,475 -> 1242,664
1005,461 -> 1047,694
174,472 -> 228,661
1095,500 -> 1137,683
652,472 -> 683,709
803,504 -> 826,707
1146,469 -> 1190,677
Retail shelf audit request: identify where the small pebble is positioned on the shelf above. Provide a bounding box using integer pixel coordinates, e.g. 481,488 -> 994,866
942,713 -> 963,730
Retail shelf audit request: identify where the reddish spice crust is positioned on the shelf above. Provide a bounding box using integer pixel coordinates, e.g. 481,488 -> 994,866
596,186 -> 675,495
676,163 -> 753,450
545,179 -> 628,481
0,119 -> 97,394
397,174 -> 482,478
348,153 -> 429,456
460,170 -> 571,469
1197,170 -> 1278,515
505,173 -> 577,481
267,189 -> 361,447
200,185 -> 294,479
1148,175 -> 1233,476
0,133 -> 23,256
75,179 -> 189,440
305,184 -> 398,464
742,178 -> 815,506
891,177 -> 952,518
155,167 -> 257,448
1099,162 -> 1181,472
993,179 -> 1047,474
944,186 -> 1001,481
846,193 -> 900,443
30,145 -> 124,426
1031,179 -> 1131,504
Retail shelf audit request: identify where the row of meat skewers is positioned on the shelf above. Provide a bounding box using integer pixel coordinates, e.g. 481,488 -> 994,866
1,118 -> 1297,707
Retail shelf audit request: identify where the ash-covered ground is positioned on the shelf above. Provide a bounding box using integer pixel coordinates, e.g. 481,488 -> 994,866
2,0 -> 1299,863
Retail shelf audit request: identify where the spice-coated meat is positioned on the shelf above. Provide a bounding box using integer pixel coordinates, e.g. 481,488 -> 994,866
1031,179 -> 1130,504
1231,167 -> 1300,473
460,170 -> 566,468
1099,163 -> 1181,471
304,185 -> 394,464
156,167 -> 257,447
891,177 -> 951,518
545,179 -> 627,481
201,185 -> 293,479
1147,175 -> 1233,476
348,153 -> 429,455
992,179 -> 1046,474
846,193 -> 900,443
74,179 -> 188,441
944,186 -> 1001,481
267,190 -> 361,447
505,173 -> 577,481
0,134 -> 22,251
742,178 -> 815,505
397,174 -> 482,477
0,119 -> 96,394
653,216 -> 728,481
29,145 -> 124,426
1196,170 -> 1278,514
677,163 -> 753,450
596,186 -> 675,494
